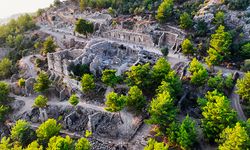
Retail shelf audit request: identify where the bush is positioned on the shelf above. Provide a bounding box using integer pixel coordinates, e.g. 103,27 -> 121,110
81,74 -> 95,93
33,95 -> 48,108
18,78 -> 25,87
0,82 -> 10,103
161,47 -> 169,56
0,58 -> 12,79
156,0 -> 174,22
180,12 -> 193,29
225,0 -> 249,10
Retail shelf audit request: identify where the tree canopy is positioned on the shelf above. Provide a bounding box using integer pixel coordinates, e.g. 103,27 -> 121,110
74,19 -> 94,38
156,0 -> 174,22
68,94 -> 79,107
34,71 -> 51,93
105,92 -> 126,112
236,72 -> 250,102
126,86 -> 146,111
33,95 -> 48,108
81,74 -> 95,93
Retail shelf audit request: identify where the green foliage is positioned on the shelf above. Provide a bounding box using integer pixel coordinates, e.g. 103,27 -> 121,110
68,94 -> 79,106
144,138 -> 169,150
36,119 -> 61,145
85,130 -> 92,138
34,71 -> 51,93
81,74 -> 95,93
163,71 -> 183,97
101,69 -> 120,87
205,47 -> 223,67
208,71 -> 224,91
161,47 -> 169,56
206,25 -> 232,66
180,12 -> 193,29
177,116 -> 197,149
33,95 -> 48,108
147,91 -> 177,126
71,64 -> 90,77
188,58 -> 208,86
75,19 -> 94,38
18,78 -> 25,87
26,141 -> 43,150
11,120 -> 36,147
0,58 -> 12,79
217,122 -> 249,150
152,58 -> 171,86
127,86 -> 146,111
201,90 -> 237,141
240,42 -> 250,59
241,59 -> 250,72
41,36 -> 56,55
0,137 -> 11,150
47,136 -> 73,150
156,0 -> 174,22
75,138 -> 91,150
225,74 -> 234,89
225,0 -> 249,10
54,0 -> 61,7
166,121 -> 180,143
194,20 -> 208,37
0,105 -> 10,122
126,63 -> 151,89
0,82 -> 10,103
182,39 -> 194,56
214,11 -> 225,26
236,72 -> 250,102
105,92 -> 126,112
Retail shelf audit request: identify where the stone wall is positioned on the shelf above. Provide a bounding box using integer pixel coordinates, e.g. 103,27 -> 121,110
102,30 -> 155,48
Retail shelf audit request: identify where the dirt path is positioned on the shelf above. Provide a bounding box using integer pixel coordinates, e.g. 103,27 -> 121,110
19,54 -> 43,78
229,86 -> 247,121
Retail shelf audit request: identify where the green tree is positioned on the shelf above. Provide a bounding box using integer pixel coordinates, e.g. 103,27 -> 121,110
101,69 -> 120,87
207,25 -> 232,65
207,71 -> 224,91
0,137 -> 11,150
163,71 -> 182,97
0,105 -> 10,122
236,72 -> 250,102
224,74 -> 234,89
36,119 -> 61,145
201,90 -> 237,141
161,47 -> 169,56
11,120 -> 36,147
180,12 -> 193,29
105,92 -> 126,123
18,78 -> 25,87
240,42 -> 250,59
25,141 -> 43,150
214,11 -> 225,26
75,138 -> 91,150
47,136 -> 73,150
81,74 -> 95,93
34,71 -> 51,93
166,121 -> 180,143
0,82 -> 9,103
156,0 -> 174,22
144,138 -> 169,150
41,36 -> 56,55
0,58 -> 12,79
205,47 -> 223,68
217,122 -> 249,150
126,63 -> 151,89
68,94 -> 79,107
105,92 -> 126,112
147,91 -> 177,127
188,58 -> 208,86
74,19 -> 94,38
33,95 -> 48,108
127,86 -> 146,111
152,58 -> 171,86
182,39 -> 194,57
177,116 -> 197,149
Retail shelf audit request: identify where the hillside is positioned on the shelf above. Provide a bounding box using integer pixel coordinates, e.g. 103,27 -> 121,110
0,0 -> 249,150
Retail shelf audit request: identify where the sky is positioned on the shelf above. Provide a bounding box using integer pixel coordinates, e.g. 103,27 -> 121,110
0,0 -> 55,18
